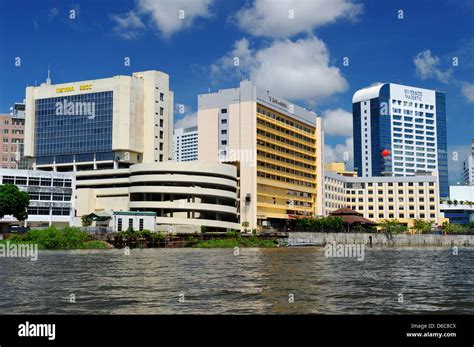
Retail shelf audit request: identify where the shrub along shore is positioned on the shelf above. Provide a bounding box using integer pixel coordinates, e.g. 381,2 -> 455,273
1,227 -> 111,250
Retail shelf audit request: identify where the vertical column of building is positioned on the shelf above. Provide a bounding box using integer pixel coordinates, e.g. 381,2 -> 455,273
435,91 -> 449,197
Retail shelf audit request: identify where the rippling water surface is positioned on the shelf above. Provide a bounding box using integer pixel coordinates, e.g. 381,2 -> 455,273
1,247 -> 473,314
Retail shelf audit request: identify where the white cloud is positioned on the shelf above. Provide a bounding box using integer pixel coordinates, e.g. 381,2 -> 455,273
111,0 -> 214,39
414,50 -> 452,83
110,11 -> 146,40
322,108 -> 353,136
174,104 -> 197,129
461,82 -> 474,103
212,37 -> 348,102
234,0 -> 362,38
324,137 -> 353,168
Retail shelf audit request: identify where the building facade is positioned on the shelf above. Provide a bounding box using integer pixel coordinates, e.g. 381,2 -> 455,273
75,162 -> 240,231
198,81 -> 324,230
462,139 -> 474,186
0,103 -> 26,169
324,171 -> 444,227
172,126 -> 198,161
352,83 -> 449,197
24,70 -> 174,171
325,162 -> 357,177
0,169 -> 75,231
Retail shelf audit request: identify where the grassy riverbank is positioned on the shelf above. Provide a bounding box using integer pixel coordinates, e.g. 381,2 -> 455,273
193,236 -> 278,248
2,227 -> 111,250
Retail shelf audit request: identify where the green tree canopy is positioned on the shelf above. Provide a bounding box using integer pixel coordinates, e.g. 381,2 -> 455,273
0,184 -> 30,221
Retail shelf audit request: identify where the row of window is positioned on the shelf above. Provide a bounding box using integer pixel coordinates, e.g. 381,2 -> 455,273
2,176 -> 72,187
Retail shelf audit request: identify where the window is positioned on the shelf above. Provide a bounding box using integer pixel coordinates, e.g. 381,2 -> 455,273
160,107 -> 164,116
221,108 -> 227,114
117,218 -> 122,231
139,218 -> 144,231
128,218 -> 133,229
160,119 -> 164,127
159,93 -> 164,101
221,129 -> 227,135
221,119 -> 227,124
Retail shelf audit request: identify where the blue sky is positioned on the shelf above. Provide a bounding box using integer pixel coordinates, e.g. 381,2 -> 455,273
0,0 -> 472,182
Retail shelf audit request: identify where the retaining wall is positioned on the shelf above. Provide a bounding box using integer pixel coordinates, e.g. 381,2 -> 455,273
285,232 -> 473,247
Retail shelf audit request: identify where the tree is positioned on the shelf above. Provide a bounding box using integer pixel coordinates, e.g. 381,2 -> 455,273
0,184 -> 30,221
379,219 -> 407,234
81,215 -> 92,227
412,219 -> 434,234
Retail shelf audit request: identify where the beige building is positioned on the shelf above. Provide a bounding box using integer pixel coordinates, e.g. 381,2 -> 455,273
324,170 -> 445,227
325,162 -> 357,177
24,70 -> 173,171
74,162 -> 240,231
198,81 -> 324,231
0,103 -> 26,169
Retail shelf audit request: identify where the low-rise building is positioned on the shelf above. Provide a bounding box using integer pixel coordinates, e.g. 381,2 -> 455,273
324,162 -> 357,177
75,162 -> 240,231
0,169 -> 75,231
324,171 -> 445,227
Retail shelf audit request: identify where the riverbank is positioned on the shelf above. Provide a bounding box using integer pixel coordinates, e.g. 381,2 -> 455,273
284,232 -> 474,247
1,227 -> 112,250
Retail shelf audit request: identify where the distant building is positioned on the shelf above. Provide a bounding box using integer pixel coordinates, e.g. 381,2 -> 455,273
325,162 -> 357,177
173,126 -> 198,161
324,170 -> 445,227
0,103 -> 26,169
461,138 -> 474,186
0,169 -> 75,231
352,83 -> 449,197
24,70 -> 174,171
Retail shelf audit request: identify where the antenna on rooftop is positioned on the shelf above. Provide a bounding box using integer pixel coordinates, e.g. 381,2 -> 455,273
46,65 -> 52,85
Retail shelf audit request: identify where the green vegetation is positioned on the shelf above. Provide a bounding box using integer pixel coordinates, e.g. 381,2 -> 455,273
4,226 -> 110,250
412,219 -> 434,234
379,219 -> 408,234
0,184 -> 30,221
81,215 -> 92,227
295,216 -> 344,232
193,236 -> 278,248
442,222 -> 474,235
113,228 -> 166,240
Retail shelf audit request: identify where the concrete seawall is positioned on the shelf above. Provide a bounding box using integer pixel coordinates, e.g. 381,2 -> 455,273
284,232 -> 473,247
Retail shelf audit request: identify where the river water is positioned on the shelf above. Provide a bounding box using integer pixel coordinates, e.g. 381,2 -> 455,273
0,247 -> 473,314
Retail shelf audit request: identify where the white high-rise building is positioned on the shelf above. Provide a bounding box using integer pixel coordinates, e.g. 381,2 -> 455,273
172,126 -> 198,162
352,83 -> 449,197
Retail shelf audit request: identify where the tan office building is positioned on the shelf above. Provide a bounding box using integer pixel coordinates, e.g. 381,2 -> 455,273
198,81 -> 324,231
324,170 -> 446,227
24,70 -> 173,171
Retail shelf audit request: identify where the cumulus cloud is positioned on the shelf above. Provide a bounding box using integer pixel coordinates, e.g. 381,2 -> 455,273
110,11 -> 146,40
174,104 -> 197,129
414,50 -> 452,83
324,137 -> 354,168
111,0 -> 214,39
322,108 -> 353,136
461,82 -> 474,103
211,37 -> 348,102
234,0 -> 362,38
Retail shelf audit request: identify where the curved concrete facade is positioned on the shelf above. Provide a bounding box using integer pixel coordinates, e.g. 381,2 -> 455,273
75,162 -> 240,231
